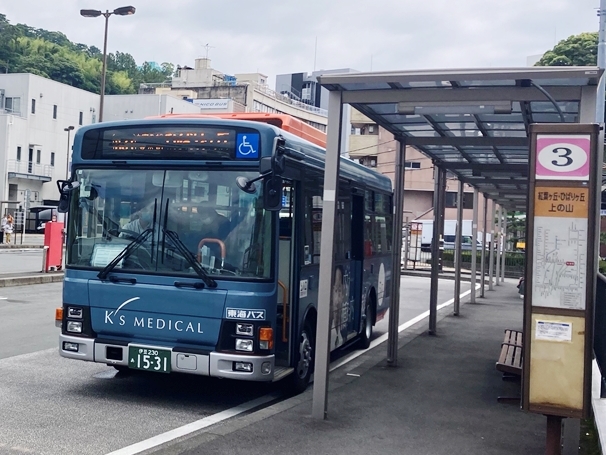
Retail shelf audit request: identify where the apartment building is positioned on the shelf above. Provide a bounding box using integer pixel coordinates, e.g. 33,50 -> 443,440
0,73 -> 202,214
140,58 -> 330,132
348,108 -> 488,226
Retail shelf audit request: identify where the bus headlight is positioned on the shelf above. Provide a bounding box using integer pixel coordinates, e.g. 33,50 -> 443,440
235,338 -> 254,352
66,321 -> 83,333
67,307 -> 83,319
63,342 -> 79,352
236,323 -> 254,336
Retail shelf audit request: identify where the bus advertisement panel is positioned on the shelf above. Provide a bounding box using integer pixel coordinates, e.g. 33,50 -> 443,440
56,118 -> 393,393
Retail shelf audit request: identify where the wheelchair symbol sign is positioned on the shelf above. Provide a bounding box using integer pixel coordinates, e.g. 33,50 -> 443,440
236,133 -> 259,159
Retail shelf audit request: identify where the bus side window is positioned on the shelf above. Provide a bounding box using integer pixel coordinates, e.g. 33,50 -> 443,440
279,217 -> 292,238
302,185 -> 323,265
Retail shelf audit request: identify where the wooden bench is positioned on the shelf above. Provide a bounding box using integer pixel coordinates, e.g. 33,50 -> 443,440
496,329 -> 523,376
495,329 -> 523,403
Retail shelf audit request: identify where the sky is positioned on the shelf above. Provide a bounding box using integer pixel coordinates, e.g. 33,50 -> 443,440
1,0 -> 603,88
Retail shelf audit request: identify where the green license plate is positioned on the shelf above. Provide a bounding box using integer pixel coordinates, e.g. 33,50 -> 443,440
128,346 -> 171,373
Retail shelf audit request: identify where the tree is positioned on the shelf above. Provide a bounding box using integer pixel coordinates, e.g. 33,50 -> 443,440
0,14 -> 177,95
535,32 -> 597,67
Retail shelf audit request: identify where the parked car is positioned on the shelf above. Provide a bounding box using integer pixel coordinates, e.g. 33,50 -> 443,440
443,234 -> 482,251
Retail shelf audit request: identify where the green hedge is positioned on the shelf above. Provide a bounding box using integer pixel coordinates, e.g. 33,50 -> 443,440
441,250 -> 526,268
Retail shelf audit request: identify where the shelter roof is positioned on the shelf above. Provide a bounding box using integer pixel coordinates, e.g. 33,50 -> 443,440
318,67 -> 603,211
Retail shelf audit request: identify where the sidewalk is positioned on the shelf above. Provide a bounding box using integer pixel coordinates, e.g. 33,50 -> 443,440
149,281 -> 546,455
0,234 -> 63,286
0,233 -> 45,249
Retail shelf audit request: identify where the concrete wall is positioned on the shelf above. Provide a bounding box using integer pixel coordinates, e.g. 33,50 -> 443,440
103,94 -> 202,121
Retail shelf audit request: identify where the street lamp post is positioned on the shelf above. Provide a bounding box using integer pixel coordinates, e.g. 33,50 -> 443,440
80,6 -> 136,122
64,126 -> 74,179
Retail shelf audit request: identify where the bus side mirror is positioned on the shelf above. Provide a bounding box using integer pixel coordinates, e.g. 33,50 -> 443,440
271,138 -> 286,176
263,177 -> 282,211
57,180 -> 80,213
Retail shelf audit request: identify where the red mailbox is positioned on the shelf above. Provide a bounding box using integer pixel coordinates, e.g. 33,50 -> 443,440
44,221 -> 64,271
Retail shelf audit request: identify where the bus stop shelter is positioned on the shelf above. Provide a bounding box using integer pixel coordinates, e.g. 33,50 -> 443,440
311,66 -> 604,419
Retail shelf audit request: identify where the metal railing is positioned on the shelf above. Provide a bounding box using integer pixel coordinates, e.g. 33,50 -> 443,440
251,83 -> 328,116
595,273 -> 606,397
7,160 -> 52,177
401,245 -> 525,277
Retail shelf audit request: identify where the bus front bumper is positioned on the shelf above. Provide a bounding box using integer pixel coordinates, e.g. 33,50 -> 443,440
59,334 -> 276,381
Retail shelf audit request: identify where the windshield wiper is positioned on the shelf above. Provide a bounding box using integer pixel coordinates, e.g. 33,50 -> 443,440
98,229 -> 153,280
161,227 -> 217,288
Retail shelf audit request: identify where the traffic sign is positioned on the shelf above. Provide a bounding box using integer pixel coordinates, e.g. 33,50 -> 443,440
535,134 -> 591,181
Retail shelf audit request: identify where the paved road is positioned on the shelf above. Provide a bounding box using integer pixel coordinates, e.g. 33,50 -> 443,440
0,249 -> 44,275
0,282 -> 62,359
0,276 -> 469,455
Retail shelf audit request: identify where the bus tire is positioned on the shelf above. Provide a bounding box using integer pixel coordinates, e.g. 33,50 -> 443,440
286,320 -> 315,395
358,298 -> 374,350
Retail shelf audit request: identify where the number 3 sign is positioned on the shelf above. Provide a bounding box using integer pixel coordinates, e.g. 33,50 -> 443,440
535,134 -> 591,181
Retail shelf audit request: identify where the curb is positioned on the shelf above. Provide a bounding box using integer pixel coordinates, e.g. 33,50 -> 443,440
0,273 -> 64,287
401,269 -> 473,282
0,245 -> 44,249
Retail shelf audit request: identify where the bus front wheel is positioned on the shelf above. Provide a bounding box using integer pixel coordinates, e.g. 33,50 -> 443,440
286,320 -> 315,395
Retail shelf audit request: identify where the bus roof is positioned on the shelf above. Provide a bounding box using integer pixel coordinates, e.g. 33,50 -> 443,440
72,118 -> 392,193
150,113 -> 327,148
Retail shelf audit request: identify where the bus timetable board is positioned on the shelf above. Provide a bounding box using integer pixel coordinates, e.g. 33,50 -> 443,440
523,123 -> 600,419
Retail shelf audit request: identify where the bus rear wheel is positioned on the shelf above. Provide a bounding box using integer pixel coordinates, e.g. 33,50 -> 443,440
358,300 -> 374,349
286,320 -> 314,395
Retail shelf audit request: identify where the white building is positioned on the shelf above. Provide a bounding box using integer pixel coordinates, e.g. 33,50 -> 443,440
0,73 -> 100,211
0,73 -> 203,214
141,58 -> 329,132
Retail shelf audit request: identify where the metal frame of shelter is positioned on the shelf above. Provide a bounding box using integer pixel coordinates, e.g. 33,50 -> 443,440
310,66 -> 604,419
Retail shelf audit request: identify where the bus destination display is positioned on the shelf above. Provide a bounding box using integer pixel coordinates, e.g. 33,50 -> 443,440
81,126 -> 249,160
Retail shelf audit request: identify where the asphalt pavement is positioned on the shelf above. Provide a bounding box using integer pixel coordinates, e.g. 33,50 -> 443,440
146,281 -> 546,455
0,244 -> 581,454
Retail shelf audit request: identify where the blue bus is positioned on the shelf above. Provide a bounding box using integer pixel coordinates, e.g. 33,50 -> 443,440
56,118 -> 393,393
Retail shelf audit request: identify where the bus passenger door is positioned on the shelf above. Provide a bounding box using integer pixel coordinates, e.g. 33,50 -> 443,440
350,193 -> 365,336
275,182 -> 295,367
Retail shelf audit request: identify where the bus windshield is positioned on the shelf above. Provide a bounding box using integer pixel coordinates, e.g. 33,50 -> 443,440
66,168 -> 272,279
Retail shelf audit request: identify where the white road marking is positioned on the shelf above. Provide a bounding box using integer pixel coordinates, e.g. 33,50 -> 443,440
105,392 -> 281,455
106,284 -> 479,455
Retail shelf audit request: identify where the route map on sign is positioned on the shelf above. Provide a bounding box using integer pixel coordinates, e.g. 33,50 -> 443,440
531,187 -> 589,310
532,217 -> 588,310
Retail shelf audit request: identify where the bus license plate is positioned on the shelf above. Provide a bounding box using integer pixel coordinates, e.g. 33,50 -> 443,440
128,346 -> 171,373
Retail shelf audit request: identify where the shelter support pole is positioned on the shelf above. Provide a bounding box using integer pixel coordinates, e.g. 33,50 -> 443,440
488,200 -> 496,291
312,90 -> 342,420
495,205 -> 501,286
438,170 -> 446,272
596,0 -> 606,125
402,216 -> 409,270
481,194 -> 488,298
470,188 -> 478,303
429,165 -> 445,334
453,180 -> 463,315
501,209 -> 507,283
387,139 -> 405,365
